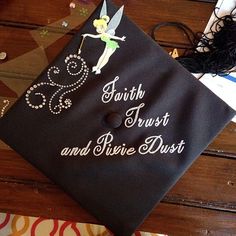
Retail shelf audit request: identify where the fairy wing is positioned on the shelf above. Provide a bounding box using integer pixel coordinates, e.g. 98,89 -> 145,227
106,6 -> 124,36
100,0 -> 107,18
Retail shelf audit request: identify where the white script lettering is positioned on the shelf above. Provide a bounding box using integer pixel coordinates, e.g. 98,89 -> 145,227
138,135 -> 185,155
93,132 -> 136,156
102,76 -> 145,103
125,103 -> 170,128
60,141 -> 92,156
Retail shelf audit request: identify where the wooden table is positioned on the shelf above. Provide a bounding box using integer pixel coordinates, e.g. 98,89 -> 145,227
0,0 -> 235,235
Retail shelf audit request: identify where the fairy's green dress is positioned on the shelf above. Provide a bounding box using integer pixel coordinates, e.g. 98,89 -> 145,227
101,35 -> 119,49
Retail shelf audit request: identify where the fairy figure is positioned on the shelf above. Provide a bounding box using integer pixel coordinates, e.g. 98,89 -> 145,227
82,0 -> 126,75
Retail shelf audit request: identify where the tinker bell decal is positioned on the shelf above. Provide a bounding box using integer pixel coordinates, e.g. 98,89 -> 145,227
25,1 -> 125,115
81,0 -> 126,75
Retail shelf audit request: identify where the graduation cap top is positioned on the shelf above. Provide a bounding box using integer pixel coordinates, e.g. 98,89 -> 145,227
0,1 -> 235,235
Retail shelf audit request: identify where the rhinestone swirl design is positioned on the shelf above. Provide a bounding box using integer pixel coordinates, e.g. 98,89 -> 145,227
25,54 -> 89,115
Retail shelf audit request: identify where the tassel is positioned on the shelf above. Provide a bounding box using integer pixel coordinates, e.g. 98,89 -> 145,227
151,8 -> 236,75
176,8 -> 236,74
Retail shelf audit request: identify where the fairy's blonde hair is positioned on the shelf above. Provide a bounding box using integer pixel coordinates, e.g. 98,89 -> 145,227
93,15 -> 110,29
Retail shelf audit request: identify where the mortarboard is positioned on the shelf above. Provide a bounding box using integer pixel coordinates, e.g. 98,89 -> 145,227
0,1 -> 235,235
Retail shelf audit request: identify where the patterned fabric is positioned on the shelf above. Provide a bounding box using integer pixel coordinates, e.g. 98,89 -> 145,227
0,212 -> 166,236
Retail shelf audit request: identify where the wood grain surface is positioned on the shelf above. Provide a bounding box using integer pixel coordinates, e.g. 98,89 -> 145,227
0,0 -> 235,235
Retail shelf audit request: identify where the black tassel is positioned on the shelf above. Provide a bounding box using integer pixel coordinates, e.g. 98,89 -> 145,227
177,9 -> 236,74
152,8 -> 236,75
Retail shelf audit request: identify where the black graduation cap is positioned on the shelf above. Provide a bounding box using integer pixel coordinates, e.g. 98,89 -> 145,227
0,1 -> 235,235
